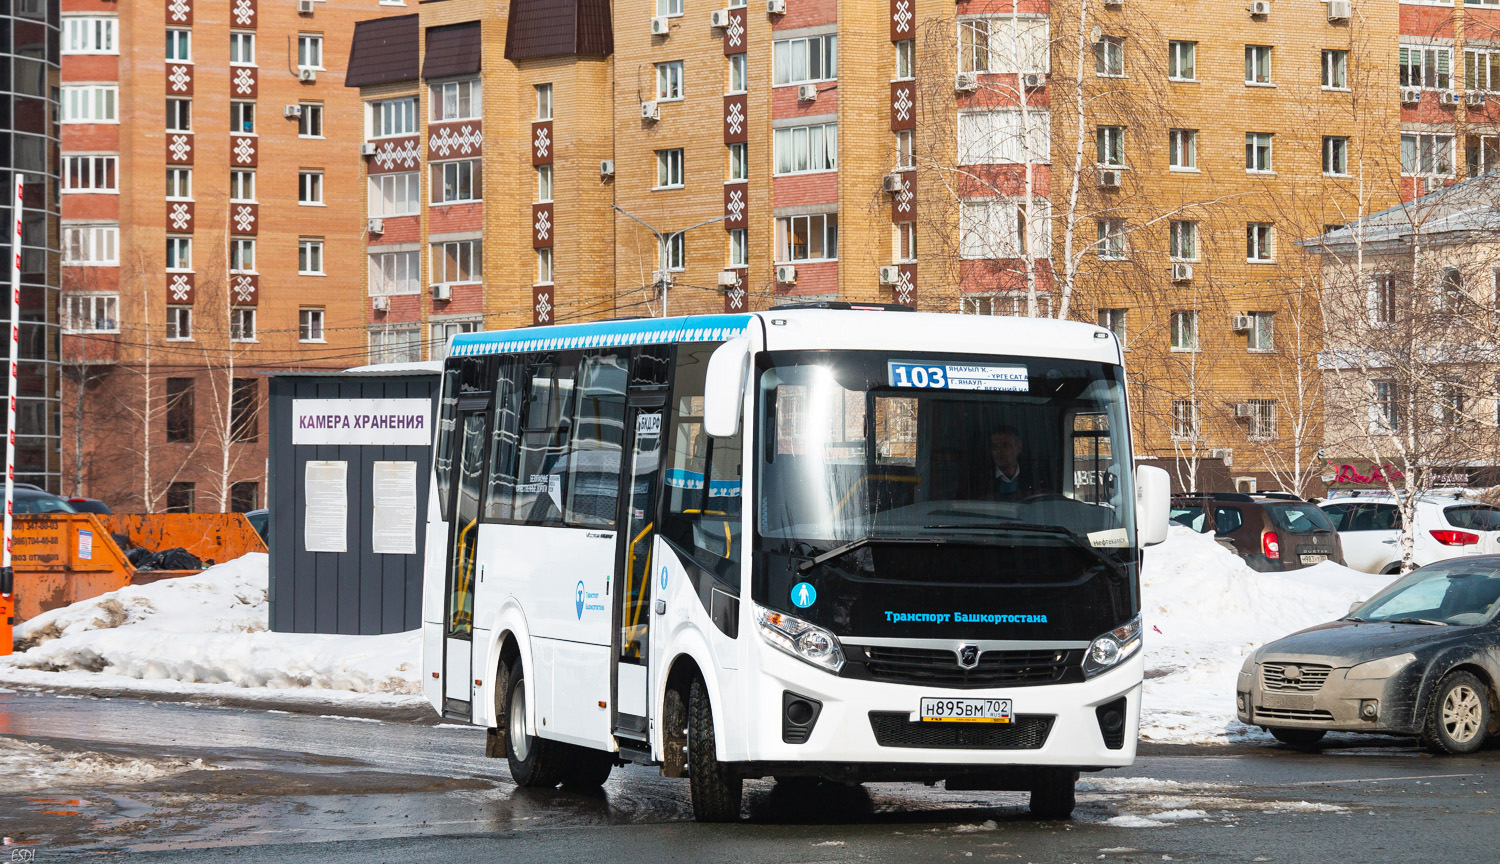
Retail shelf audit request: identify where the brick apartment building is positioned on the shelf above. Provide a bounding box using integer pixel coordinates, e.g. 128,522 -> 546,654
58,0 -> 406,510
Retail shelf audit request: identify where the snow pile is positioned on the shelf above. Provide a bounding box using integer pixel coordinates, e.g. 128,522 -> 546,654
0,554 -> 422,704
1139,526 -> 1392,743
0,736 -> 216,792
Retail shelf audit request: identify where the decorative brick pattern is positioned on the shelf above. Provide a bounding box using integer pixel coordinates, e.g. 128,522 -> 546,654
724,7 -> 747,54
429,121 -> 483,159
531,121 -> 552,166
724,273 -> 748,312
533,285 -> 553,325
891,81 -> 914,130
232,66 -> 258,98
724,182 -> 748,229
231,135 -> 258,167
167,273 -> 195,305
891,171 -> 916,221
890,0 -> 913,40
167,133 -> 193,165
166,201 -> 194,233
724,95 -> 747,143
167,0 -> 192,25
167,64 -> 193,95
231,274 -> 259,305
231,203 -> 259,236
233,0 -> 257,28
532,203 -> 553,248
369,137 -> 420,173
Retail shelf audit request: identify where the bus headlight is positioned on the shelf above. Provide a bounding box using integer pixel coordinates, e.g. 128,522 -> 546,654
1083,614 -> 1143,679
755,605 -> 845,674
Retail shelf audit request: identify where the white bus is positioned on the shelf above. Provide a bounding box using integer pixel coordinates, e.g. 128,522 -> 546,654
422,305 -> 1169,821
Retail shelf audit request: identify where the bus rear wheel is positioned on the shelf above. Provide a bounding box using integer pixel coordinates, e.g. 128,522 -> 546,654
687,677 -> 742,822
1028,769 -> 1078,820
503,657 -> 567,788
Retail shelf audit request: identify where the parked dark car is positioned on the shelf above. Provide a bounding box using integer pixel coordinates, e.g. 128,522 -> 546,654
12,488 -> 77,514
246,508 -> 269,543
1237,555 -> 1500,753
1170,492 -> 1345,571
67,497 -> 112,514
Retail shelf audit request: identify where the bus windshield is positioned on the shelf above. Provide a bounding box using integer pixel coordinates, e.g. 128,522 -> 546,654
756,350 -> 1134,553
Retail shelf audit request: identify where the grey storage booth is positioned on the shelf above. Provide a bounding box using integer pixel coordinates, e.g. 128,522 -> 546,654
267,370 -> 440,634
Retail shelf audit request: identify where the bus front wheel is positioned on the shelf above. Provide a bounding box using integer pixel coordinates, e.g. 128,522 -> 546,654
687,677 -> 742,822
503,657 -> 567,788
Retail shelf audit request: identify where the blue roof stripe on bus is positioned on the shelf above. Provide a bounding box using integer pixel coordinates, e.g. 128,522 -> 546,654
447,314 -> 753,357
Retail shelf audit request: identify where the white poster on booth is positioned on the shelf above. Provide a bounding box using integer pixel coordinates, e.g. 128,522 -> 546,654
304,460 -> 348,553
372,460 -> 418,555
292,399 -> 431,446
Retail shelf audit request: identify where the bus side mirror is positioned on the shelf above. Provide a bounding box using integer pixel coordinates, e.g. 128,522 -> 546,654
703,337 -> 750,438
1136,465 -> 1170,547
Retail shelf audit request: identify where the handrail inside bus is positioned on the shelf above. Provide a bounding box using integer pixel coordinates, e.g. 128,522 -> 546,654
449,517 -> 479,631
832,473 -> 921,518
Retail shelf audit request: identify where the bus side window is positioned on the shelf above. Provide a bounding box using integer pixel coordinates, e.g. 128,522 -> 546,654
565,352 -> 628,528
662,343 -> 743,587
482,357 -> 523,521
434,365 -> 460,521
515,355 -> 577,525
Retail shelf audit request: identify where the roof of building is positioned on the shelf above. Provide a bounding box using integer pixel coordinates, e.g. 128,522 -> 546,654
422,21 -> 482,80
345,14 -> 419,88
504,0 -> 613,62
1304,173 -> 1500,253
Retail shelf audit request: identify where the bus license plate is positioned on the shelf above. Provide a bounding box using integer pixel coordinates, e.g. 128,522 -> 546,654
919,697 -> 1012,723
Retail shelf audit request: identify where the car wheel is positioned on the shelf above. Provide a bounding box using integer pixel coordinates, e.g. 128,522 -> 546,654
1421,671 -> 1490,755
1269,727 -> 1326,748
687,676 -> 742,822
503,657 -> 567,787
1028,768 -> 1078,820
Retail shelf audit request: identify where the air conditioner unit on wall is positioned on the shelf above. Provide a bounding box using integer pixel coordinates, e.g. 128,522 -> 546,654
955,72 -> 978,92
640,100 -> 660,120
1248,0 -> 1269,16
878,265 -> 900,285
767,0 -> 786,14
1171,262 -> 1193,283
776,265 -> 797,283
1400,87 -> 1421,104
1098,168 -> 1122,188
1327,0 -> 1350,21
432,283 -> 452,301
360,142 -> 377,156
881,173 -> 904,193
297,0 -> 314,14
284,104 -> 303,118
1209,448 -> 1234,466
372,296 -> 390,312
1231,313 -> 1253,331
1440,90 -> 1460,106
367,218 -> 384,234
1468,91 -> 1487,106
1024,73 -> 1045,89
710,8 -> 732,28
600,159 -> 615,177
717,270 -> 741,287
798,83 -> 818,101
1234,402 -> 1256,418
651,15 -> 669,35
298,67 -> 316,82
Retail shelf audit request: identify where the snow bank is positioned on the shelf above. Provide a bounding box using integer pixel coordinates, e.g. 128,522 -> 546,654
1139,526 -> 1392,744
0,736 -> 216,792
0,554 -> 422,705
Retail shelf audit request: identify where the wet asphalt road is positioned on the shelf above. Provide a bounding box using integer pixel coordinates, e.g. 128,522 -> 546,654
2,688 -> 1497,862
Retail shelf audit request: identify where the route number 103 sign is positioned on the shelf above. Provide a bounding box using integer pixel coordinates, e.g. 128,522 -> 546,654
887,361 -> 1029,392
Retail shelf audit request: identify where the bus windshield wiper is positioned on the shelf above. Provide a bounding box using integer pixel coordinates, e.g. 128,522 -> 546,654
1392,617 -> 1450,626
796,535 -> 946,572
924,521 -> 1125,573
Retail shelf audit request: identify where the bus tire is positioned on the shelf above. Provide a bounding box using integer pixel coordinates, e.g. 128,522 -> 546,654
562,745 -> 615,788
1028,769 -> 1078,820
688,676 -> 742,822
503,657 -> 567,788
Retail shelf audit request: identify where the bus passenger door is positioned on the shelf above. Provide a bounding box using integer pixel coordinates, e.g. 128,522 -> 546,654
613,398 -> 665,741
443,404 -> 489,718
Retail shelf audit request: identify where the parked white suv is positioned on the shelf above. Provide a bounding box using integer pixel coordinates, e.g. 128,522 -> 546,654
1317,494 -> 1500,574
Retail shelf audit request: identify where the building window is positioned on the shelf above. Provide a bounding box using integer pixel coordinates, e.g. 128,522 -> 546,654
1098,308 -> 1127,344
1094,36 -> 1124,77
167,167 -> 193,200
1400,45 -> 1450,89
370,250 -> 420,295
430,79 -> 481,121
431,160 -> 481,203
372,97 -> 416,136
656,61 -> 684,100
230,238 -> 256,273
63,16 -> 117,55
1169,220 -> 1196,261
432,240 -> 482,285
1322,49 -> 1347,89
231,308 -> 257,342
535,83 -> 552,120
430,319 -> 480,362
230,378 -> 259,443
62,155 -> 118,192
230,170 -> 255,202
1169,129 -> 1196,170
729,228 -> 748,268
62,294 -> 119,333
1170,310 -> 1198,352
299,171 -> 324,205
961,294 -> 1053,317
1467,135 -> 1500,176
299,307 -> 325,342
165,98 -> 191,131
1438,382 -> 1465,427
62,85 -> 117,123
536,247 -> 554,284
165,28 -> 191,62
166,306 -> 192,341
895,38 -> 914,79
1168,40 -> 1195,80
776,213 -> 839,262
369,172 -> 419,216
165,483 -> 195,513
957,109 -> 1050,164
297,33 -> 323,69
1373,379 -> 1401,430
298,238 -> 324,275
1467,49 -> 1500,91
370,325 -> 422,364
657,0 -> 684,16
1248,311 -> 1274,351
773,34 -> 838,85
231,101 -> 255,134
895,129 -> 914,169
774,123 -> 838,174
1096,126 -> 1124,166
659,234 -> 686,273
1439,266 -> 1465,313
63,224 -> 119,265
728,142 -> 748,181
166,379 -> 194,443
1245,132 -> 1273,172
960,199 -> 1051,259
1247,223 -> 1274,262
230,31 -> 255,65
1171,399 -> 1199,440
1323,136 -> 1349,176
298,103 -> 323,137
230,481 -> 259,513
1370,273 -> 1400,326
166,236 -> 192,271
728,53 -> 747,93
1096,219 -> 1126,259
958,18 -> 1049,74
1245,45 -> 1272,84
895,221 -> 917,262
656,149 -> 685,188
536,164 -> 553,202
1401,133 -> 1455,176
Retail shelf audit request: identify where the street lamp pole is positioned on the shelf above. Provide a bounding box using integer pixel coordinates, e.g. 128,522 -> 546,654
612,205 -> 727,317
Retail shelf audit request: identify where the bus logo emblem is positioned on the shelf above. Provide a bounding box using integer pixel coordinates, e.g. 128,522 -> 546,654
575,581 -> 586,619
957,645 -> 980,669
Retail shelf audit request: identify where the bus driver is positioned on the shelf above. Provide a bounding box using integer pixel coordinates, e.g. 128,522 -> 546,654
980,424 -> 1038,500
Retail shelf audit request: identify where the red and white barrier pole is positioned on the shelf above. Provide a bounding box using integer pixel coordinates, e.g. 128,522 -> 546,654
1,173 -> 21,656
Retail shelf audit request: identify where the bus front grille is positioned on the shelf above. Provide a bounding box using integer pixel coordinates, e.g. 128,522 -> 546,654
854,646 -> 1078,688
868,712 -> 1054,749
